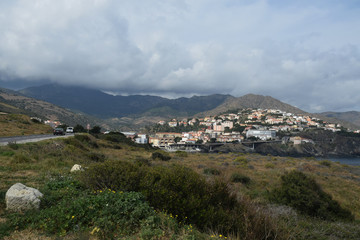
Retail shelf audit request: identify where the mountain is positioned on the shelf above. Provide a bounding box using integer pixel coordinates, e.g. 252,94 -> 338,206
18,84 -> 360,130
318,111 -> 360,128
0,87 -> 103,128
197,94 -> 306,116
20,84 -> 231,118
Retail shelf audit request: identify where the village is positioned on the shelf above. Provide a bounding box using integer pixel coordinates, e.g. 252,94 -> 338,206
120,108 -> 360,148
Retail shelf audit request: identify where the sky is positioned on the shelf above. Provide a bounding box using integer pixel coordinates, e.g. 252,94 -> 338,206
0,0 -> 360,113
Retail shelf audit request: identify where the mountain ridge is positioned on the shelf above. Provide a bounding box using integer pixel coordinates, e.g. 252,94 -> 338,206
0,87 -> 104,128
12,84 -> 360,130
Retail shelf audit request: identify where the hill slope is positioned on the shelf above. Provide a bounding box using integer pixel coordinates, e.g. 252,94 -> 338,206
0,87 -> 102,128
0,114 -> 53,137
17,84 -> 360,130
20,84 -> 231,118
198,94 -> 306,116
319,111 -> 360,128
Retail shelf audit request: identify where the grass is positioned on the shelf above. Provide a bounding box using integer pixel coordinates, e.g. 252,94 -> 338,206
0,114 -> 53,137
0,134 -> 360,239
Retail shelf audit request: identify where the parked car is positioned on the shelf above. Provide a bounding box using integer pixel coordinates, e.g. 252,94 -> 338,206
53,128 -> 65,135
66,127 -> 74,133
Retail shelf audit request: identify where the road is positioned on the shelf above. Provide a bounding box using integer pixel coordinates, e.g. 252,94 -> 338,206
0,134 -> 74,146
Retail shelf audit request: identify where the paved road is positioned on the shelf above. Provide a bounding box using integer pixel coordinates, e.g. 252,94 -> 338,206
0,134 -> 74,146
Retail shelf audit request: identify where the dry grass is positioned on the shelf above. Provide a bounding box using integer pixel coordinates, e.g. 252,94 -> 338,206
1,136 -> 360,239
0,114 -> 53,137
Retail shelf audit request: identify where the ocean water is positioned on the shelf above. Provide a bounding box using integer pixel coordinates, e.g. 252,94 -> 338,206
317,157 -> 360,166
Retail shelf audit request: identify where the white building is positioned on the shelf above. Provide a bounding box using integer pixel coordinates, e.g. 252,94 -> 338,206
246,130 -> 276,140
135,134 -> 148,144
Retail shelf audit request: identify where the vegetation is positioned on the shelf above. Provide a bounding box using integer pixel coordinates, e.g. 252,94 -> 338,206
1,131 -> 360,239
269,171 -> 354,221
0,114 -> 53,136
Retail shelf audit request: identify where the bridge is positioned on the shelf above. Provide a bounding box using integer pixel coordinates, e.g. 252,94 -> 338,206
164,140 -> 281,152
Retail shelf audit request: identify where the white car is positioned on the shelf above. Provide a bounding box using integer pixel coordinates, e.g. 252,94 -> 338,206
66,127 -> 74,133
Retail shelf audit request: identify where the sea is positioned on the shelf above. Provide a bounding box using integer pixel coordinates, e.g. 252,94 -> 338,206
317,157 -> 360,166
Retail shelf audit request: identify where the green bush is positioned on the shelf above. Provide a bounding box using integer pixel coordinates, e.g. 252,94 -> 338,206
37,191 -> 155,238
81,161 -> 246,235
151,151 -> 171,161
11,153 -> 32,163
203,168 -> 221,175
234,156 -> 248,167
320,160 -> 332,167
265,163 -> 275,169
269,171 -> 354,221
81,160 -> 145,191
2,175 -> 158,239
74,134 -> 99,148
175,150 -> 188,158
230,173 -> 250,184
8,143 -> 19,150
0,150 -> 14,157
86,152 -> 106,162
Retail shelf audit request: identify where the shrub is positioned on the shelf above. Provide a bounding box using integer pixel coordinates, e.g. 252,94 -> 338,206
63,138 -> 87,150
175,151 -> 188,158
80,160 -> 145,191
30,118 -> 41,123
230,173 -> 250,184
151,151 -> 171,161
265,163 -> 275,169
0,150 -> 14,157
139,165 -> 242,234
269,170 -> 354,221
203,168 -> 221,175
74,134 -> 99,148
8,143 -> 19,150
35,191 -> 156,239
320,160 -> 332,167
87,152 -> 106,162
234,156 -> 248,167
81,161 -> 247,235
12,153 -> 32,163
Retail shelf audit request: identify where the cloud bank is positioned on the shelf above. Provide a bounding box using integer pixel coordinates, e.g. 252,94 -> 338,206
0,0 -> 360,112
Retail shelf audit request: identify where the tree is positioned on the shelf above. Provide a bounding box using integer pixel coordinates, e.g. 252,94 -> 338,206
74,124 -> 86,133
224,127 -> 231,133
90,126 -> 101,134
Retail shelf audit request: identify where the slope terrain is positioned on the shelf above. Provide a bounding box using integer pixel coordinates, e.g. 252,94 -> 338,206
0,87 -> 103,128
14,84 -> 360,130
319,111 -> 360,128
20,84 -> 231,118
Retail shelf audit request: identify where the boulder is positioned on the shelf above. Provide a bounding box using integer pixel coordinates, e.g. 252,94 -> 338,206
6,183 -> 43,212
70,164 -> 83,172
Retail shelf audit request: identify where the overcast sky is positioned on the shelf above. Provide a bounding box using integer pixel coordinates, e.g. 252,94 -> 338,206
0,0 -> 360,113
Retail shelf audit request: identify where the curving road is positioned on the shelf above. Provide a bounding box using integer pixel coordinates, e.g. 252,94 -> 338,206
0,134 -> 74,146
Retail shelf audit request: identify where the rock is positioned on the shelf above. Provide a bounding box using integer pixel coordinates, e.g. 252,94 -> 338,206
70,164 -> 83,172
6,183 -> 43,212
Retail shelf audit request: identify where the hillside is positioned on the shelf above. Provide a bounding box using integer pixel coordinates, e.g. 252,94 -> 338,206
0,114 -> 53,137
0,87 -> 103,129
1,134 -> 360,239
20,84 -> 231,118
198,94 -> 306,116
319,111 -> 360,128
17,84 -> 360,131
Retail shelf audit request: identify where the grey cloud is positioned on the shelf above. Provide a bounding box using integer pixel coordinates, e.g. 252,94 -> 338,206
0,0 -> 360,112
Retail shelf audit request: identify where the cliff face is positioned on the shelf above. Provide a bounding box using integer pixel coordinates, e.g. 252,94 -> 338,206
214,130 -> 360,158
255,134 -> 360,158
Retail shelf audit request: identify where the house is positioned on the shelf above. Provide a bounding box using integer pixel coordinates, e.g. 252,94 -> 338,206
246,130 -> 276,140
135,134 -> 148,144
